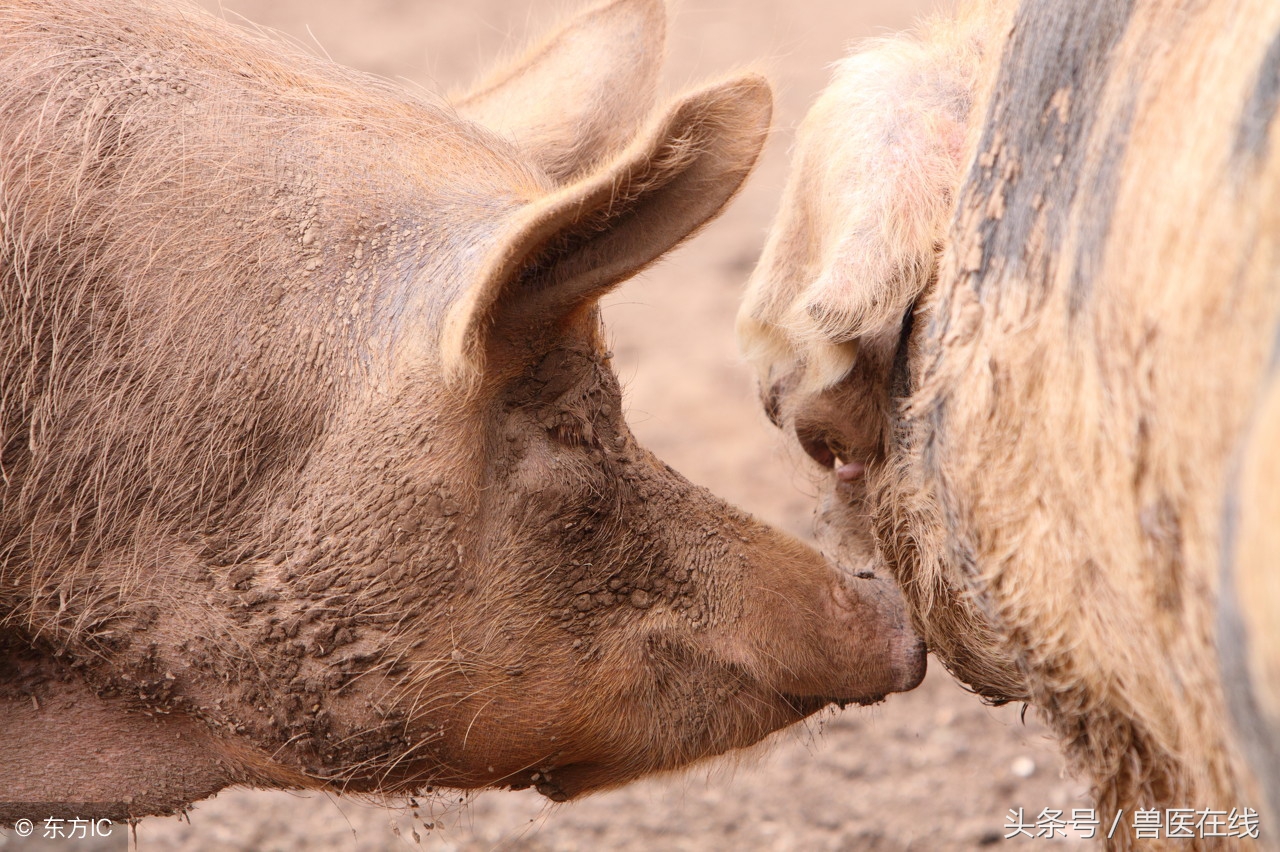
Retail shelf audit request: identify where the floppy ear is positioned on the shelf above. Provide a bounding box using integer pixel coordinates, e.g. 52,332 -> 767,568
442,74 -> 773,385
453,0 -> 666,184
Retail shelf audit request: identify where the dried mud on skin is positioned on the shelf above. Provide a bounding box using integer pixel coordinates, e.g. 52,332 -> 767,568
129,0 -> 1080,849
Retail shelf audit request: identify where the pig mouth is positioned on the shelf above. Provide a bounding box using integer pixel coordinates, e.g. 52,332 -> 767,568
783,693 -> 887,713
519,685 -> 890,798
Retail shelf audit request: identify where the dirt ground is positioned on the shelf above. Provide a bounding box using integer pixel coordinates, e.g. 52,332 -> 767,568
121,0 -> 1092,848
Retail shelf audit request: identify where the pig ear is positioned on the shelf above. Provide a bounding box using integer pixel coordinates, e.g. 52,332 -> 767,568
442,74 -> 773,385
452,0 -> 666,183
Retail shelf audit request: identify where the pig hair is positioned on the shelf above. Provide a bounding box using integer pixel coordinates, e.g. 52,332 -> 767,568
738,10 -> 990,391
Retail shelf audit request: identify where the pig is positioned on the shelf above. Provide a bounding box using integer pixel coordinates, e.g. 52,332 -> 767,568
0,0 -> 926,824
739,0 -> 1280,847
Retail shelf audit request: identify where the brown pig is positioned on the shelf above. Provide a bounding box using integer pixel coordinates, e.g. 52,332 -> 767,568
0,0 -> 925,824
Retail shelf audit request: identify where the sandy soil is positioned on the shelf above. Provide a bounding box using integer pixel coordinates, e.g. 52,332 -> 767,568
113,0 -> 1093,848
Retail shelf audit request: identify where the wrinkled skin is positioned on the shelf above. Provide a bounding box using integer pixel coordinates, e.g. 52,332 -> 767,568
0,0 -> 925,823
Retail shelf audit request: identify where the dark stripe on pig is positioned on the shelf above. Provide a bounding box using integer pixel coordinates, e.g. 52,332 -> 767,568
1217,472 -> 1280,827
1233,28 -> 1280,168
889,301 -> 917,400
962,0 -> 1136,307
1217,343 -> 1280,825
1067,89 -> 1137,315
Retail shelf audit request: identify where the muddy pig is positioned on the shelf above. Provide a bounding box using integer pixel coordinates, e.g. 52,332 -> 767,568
0,0 -> 925,823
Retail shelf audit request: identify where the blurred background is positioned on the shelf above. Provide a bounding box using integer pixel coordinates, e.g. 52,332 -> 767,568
132,0 -> 1087,848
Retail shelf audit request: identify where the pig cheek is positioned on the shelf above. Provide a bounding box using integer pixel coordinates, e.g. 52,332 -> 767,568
386,628 -> 583,786
445,640 -> 678,790
467,442 -> 724,773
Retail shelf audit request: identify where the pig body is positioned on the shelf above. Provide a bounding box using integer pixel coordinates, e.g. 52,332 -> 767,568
740,0 -> 1280,847
0,0 -> 924,821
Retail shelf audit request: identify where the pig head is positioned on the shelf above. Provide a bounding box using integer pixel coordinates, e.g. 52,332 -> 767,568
0,0 -> 924,822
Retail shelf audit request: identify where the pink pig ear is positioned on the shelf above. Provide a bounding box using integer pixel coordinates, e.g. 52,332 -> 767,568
442,74 -> 773,387
453,0 -> 666,184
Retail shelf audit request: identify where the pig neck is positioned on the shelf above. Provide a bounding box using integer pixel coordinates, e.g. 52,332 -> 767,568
0,635 -> 318,815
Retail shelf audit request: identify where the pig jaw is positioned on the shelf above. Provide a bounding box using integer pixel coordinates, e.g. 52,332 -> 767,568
491,558 -> 928,802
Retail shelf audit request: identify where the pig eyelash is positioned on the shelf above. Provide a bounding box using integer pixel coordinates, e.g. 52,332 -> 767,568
548,420 -> 592,449
794,422 -> 839,469
889,298 -> 918,400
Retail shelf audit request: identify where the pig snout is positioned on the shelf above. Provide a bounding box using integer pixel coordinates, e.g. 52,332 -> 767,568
828,573 -> 928,699
725,528 -> 926,711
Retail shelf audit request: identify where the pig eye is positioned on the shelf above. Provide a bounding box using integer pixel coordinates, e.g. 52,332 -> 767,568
548,419 -> 592,449
794,422 -> 838,469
